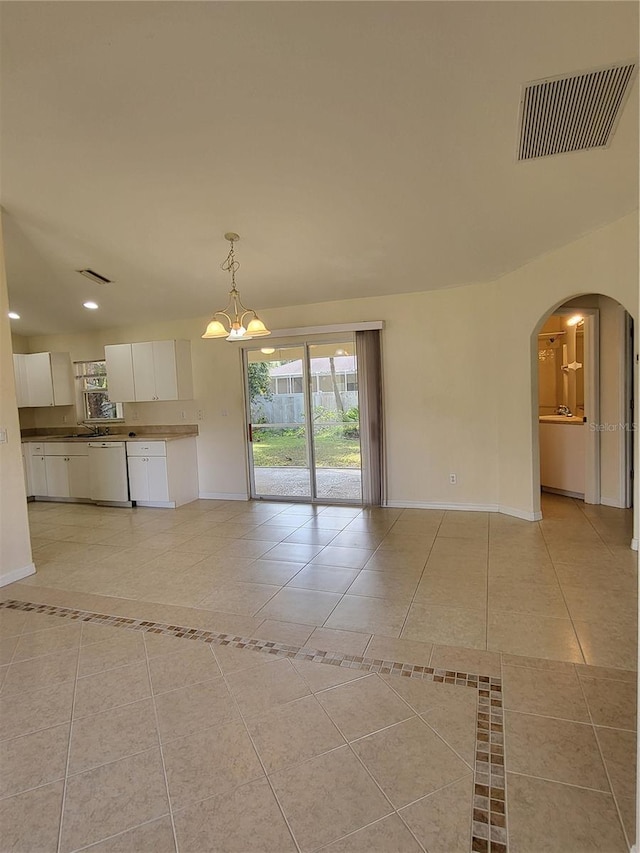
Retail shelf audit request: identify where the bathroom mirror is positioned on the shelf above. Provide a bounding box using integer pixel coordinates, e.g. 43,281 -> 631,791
538,313 -> 584,418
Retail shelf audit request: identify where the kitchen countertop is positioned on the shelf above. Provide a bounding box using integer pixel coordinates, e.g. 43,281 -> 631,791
22,433 -> 198,443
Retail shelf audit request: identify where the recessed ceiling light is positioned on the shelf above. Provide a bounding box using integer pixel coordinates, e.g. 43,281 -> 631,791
83,301 -> 99,310
260,347 -> 276,354
8,311 -> 20,320
566,314 -> 583,326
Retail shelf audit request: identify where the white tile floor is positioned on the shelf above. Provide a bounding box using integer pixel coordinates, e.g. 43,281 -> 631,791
17,493 -> 638,668
0,493 -> 636,852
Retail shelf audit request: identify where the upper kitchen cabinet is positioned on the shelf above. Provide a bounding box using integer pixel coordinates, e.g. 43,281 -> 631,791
105,340 -> 193,402
13,352 -> 74,407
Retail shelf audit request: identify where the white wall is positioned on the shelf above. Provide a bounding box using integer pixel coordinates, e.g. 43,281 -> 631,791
14,212 -> 638,529
494,212 -> 638,528
0,225 -> 34,585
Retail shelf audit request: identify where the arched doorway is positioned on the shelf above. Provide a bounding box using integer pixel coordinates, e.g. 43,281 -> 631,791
532,293 -> 635,538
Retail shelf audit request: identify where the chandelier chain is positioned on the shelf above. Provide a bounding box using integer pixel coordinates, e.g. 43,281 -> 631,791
221,239 -> 240,289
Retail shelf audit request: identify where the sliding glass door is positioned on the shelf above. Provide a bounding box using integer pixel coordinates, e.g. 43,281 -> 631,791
246,346 -> 312,498
244,341 -> 362,503
308,343 -> 361,501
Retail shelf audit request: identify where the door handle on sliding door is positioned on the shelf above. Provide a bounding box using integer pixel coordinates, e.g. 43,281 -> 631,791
248,423 -> 253,442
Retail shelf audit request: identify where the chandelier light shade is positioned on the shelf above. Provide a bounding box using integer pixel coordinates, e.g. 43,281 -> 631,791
202,232 -> 271,341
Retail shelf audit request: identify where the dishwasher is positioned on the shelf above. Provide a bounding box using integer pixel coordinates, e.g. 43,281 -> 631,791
88,442 -> 132,506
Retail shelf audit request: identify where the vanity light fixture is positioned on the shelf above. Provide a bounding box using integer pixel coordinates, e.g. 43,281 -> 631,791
202,233 -> 271,341
566,314 -> 583,326
7,311 -> 20,320
83,301 -> 99,310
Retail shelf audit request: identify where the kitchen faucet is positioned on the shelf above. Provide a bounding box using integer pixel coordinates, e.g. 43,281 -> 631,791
82,423 -> 106,435
556,405 -> 572,417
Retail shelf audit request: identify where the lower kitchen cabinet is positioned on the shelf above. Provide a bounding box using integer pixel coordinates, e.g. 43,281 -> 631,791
26,443 -> 48,497
126,438 -> 198,508
39,442 -> 91,500
44,456 -> 90,499
22,436 -> 198,508
127,456 -> 170,503
25,442 -> 91,500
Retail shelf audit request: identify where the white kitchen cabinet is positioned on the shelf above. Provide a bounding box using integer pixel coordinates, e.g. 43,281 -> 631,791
102,343 -> 135,402
105,340 -> 193,402
26,443 -> 48,497
12,352 -> 74,407
29,456 -> 48,496
44,456 -> 70,497
43,443 -> 91,500
131,342 -> 157,401
14,354 -> 29,407
103,344 -> 134,402
126,437 -> 197,507
127,456 -> 170,503
67,456 -> 91,499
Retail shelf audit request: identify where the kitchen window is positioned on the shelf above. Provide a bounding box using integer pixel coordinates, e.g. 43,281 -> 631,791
75,360 -> 124,421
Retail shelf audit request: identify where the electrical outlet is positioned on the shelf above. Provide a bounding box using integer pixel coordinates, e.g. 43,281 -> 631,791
449,473 -> 457,485
62,415 -> 68,424
221,409 -> 228,417
131,410 -> 139,421
197,409 -> 204,420
180,410 -> 186,420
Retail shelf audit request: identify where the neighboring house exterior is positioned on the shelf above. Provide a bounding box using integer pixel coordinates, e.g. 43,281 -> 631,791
253,357 -> 359,424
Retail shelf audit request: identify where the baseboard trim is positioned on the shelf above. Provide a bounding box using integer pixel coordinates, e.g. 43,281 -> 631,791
541,486 -> 585,500
499,505 -> 543,522
386,501 -> 499,513
199,492 -> 249,501
601,496 -> 626,509
0,562 -> 36,588
631,538 -> 638,551
385,501 -> 543,522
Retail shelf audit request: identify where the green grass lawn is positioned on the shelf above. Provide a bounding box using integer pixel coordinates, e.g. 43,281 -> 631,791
252,428 -> 361,468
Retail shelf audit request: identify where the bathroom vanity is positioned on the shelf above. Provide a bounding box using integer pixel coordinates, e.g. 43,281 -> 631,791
538,416 -> 586,497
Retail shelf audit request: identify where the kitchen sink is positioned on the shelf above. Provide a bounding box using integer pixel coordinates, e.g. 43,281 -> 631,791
62,433 -> 110,438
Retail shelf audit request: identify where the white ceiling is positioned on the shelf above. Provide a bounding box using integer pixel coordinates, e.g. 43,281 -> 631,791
1,1 -> 638,337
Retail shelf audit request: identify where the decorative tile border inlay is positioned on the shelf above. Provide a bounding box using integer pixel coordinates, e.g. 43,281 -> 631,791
0,599 -> 506,852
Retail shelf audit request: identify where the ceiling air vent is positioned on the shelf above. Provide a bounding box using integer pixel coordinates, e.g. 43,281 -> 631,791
517,62 -> 636,161
76,268 -> 113,284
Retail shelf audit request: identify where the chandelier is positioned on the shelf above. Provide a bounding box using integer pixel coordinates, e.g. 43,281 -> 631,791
202,233 -> 271,341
